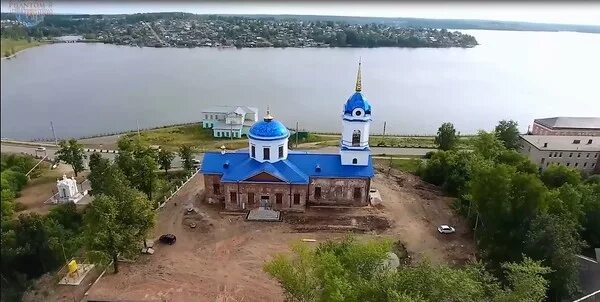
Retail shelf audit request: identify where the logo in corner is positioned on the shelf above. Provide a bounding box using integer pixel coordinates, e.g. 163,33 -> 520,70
7,0 -> 53,27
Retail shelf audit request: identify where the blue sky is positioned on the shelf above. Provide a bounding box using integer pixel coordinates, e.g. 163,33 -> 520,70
2,1 -> 599,26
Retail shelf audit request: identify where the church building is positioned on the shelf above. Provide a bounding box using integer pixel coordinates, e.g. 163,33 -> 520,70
200,62 -> 374,211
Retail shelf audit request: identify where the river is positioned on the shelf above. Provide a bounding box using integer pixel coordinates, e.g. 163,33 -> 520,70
1,30 -> 599,140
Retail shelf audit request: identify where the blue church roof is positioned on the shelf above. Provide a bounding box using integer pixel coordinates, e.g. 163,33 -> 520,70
248,118 -> 290,140
344,92 -> 372,115
201,151 -> 374,184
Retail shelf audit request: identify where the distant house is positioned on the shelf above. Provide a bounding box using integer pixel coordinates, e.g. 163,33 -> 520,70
201,106 -> 258,138
519,135 -> 600,174
531,117 -> 600,136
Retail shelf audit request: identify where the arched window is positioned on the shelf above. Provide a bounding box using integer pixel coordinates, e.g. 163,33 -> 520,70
352,130 -> 361,146
352,158 -> 358,164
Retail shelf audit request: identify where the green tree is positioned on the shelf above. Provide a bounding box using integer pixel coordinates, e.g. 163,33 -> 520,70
1,189 -> 15,219
158,149 -> 175,174
134,155 -> 158,201
55,139 -> 87,177
88,152 -> 102,171
525,213 -> 582,300
495,150 -> 538,174
434,122 -> 458,151
83,189 -> 155,273
1,170 -> 28,193
541,164 -> 582,189
495,120 -> 521,150
115,149 -> 136,181
472,130 -> 506,161
1,203 -> 85,301
115,138 -> 159,200
470,165 -> 548,267
88,157 -> 130,196
1,153 -> 38,174
178,145 -> 194,172
5,214 -> 60,276
580,183 -> 600,247
585,174 -> 600,185
494,257 -> 551,302
46,202 -> 82,231
44,203 -> 85,265
418,150 -> 474,196
264,238 -> 550,302
547,183 -> 585,223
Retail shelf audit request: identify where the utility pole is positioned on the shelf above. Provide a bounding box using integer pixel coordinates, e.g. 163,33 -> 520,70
136,119 -> 141,138
50,121 -> 58,146
382,121 -> 387,143
295,121 -> 299,149
61,242 -> 68,265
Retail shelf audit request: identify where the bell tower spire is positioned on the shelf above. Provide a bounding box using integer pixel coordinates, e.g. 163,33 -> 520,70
355,57 -> 362,92
341,59 -> 371,166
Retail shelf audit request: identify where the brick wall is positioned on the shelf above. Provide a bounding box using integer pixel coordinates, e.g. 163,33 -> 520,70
308,177 -> 370,206
223,182 -> 308,211
532,122 -> 600,136
204,173 -> 372,210
203,174 -> 223,202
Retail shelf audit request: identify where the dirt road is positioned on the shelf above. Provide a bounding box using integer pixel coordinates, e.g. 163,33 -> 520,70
372,163 -> 476,264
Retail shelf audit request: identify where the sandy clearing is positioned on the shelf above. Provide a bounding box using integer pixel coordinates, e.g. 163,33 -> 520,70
84,165 -> 475,301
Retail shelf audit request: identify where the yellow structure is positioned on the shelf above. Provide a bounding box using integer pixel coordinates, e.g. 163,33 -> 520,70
67,260 -> 78,274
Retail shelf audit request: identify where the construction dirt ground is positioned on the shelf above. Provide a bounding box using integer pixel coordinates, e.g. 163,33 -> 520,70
80,163 -> 476,302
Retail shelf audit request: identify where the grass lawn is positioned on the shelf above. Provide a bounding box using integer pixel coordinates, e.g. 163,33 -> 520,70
1,38 -> 45,57
124,123 -> 248,152
370,135 -> 474,149
375,158 -> 423,174
290,132 -> 334,144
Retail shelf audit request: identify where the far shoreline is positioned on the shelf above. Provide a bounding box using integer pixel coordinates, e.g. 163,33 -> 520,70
10,121 -> 476,145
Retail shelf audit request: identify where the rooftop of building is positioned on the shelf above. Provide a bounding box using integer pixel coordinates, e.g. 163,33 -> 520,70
202,105 -> 259,115
200,151 -> 374,184
573,252 -> 600,302
534,117 -> 600,130
520,135 -> 600,151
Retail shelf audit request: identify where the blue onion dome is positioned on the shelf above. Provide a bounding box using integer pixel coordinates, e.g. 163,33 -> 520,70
344,92 -> 372,115
248,111 -> 290,140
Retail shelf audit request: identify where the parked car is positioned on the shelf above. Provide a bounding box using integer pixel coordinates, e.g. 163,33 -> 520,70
36,146 -> 46,152
437,225 -> 456,234
159,234 -> 177,245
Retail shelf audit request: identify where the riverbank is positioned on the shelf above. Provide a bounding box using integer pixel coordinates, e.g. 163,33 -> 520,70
1,39 -> 46,59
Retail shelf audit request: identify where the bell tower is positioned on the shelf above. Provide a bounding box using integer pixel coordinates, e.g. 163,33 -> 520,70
340,60 -> 372,166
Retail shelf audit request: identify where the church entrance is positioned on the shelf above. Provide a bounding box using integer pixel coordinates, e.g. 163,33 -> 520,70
259,195 -> 271,210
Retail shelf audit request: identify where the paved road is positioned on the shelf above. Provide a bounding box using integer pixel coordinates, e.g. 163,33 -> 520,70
0,143 -> 204,169
299,146 -> 436,156
2,140 -> 431,173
